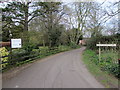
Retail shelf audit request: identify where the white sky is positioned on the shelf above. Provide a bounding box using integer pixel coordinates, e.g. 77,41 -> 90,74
96,0 -> 118,3
61,0 -> 119,3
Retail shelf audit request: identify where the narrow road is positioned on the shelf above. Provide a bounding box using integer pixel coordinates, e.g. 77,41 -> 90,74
3,47 -> 104,88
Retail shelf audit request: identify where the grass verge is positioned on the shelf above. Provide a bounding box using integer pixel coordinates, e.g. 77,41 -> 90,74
82,49 -> 118,88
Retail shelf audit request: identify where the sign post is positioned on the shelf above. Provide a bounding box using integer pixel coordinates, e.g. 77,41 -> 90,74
96,43 -> 116,63
10,39 -> 22,65
98,42 -> 101,63
11,39 -> 22,48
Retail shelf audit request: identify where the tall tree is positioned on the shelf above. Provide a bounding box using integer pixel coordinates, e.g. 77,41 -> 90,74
35,2 -> 65,47
72,2 -> 91,44
86,2 -> 103,37
86,1 -> 120,37
2,2 -> 39,42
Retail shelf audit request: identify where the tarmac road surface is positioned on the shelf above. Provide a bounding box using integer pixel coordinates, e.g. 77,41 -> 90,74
3,47 -> 104,88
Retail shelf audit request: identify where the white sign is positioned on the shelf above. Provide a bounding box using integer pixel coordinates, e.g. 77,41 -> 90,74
96,44 -> 116,47
11,39 -> 22,48
96,43 -> 116,62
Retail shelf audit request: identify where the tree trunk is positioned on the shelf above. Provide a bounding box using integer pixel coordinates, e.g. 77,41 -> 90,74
23,2 -> 29,44
24,2 -> 29,31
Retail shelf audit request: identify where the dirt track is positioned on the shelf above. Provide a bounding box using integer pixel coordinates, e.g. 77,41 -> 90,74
3,47 -> 104,88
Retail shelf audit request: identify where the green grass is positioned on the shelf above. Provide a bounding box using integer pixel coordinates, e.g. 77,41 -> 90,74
82,49 -> 118,88
101,50 -> 118,63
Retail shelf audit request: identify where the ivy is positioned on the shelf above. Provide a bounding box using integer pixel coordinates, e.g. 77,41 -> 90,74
0,47 -> 9,69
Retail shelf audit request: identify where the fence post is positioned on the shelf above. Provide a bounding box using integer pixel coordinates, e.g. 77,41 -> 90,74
10,39 -> 12,65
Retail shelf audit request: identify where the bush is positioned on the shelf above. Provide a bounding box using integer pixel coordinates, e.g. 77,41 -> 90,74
12,49 -> 26,54
70,42 -> 79,49
58,45 -> 70,51
23,42 -> 38,52
86,37 -> 99,50
0,47 -> 9,69
87,34 -> 119,50
10,49 -> 29,65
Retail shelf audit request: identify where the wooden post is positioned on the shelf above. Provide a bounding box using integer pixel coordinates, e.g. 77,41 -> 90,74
9,34 -> 12,65
96,43 -> 116,64
43,39 -> 45,47
98,42 -> 101,63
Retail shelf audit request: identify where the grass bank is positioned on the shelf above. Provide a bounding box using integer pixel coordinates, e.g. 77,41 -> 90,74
82,49 -> 118,88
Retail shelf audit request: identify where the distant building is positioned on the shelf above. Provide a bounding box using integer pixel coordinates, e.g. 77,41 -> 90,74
79,38 -> 89,45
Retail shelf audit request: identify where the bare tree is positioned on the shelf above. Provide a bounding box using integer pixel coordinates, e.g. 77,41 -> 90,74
69,2 -> 92,44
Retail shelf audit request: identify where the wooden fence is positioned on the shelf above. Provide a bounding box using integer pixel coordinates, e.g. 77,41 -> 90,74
0,47 -> 59,71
